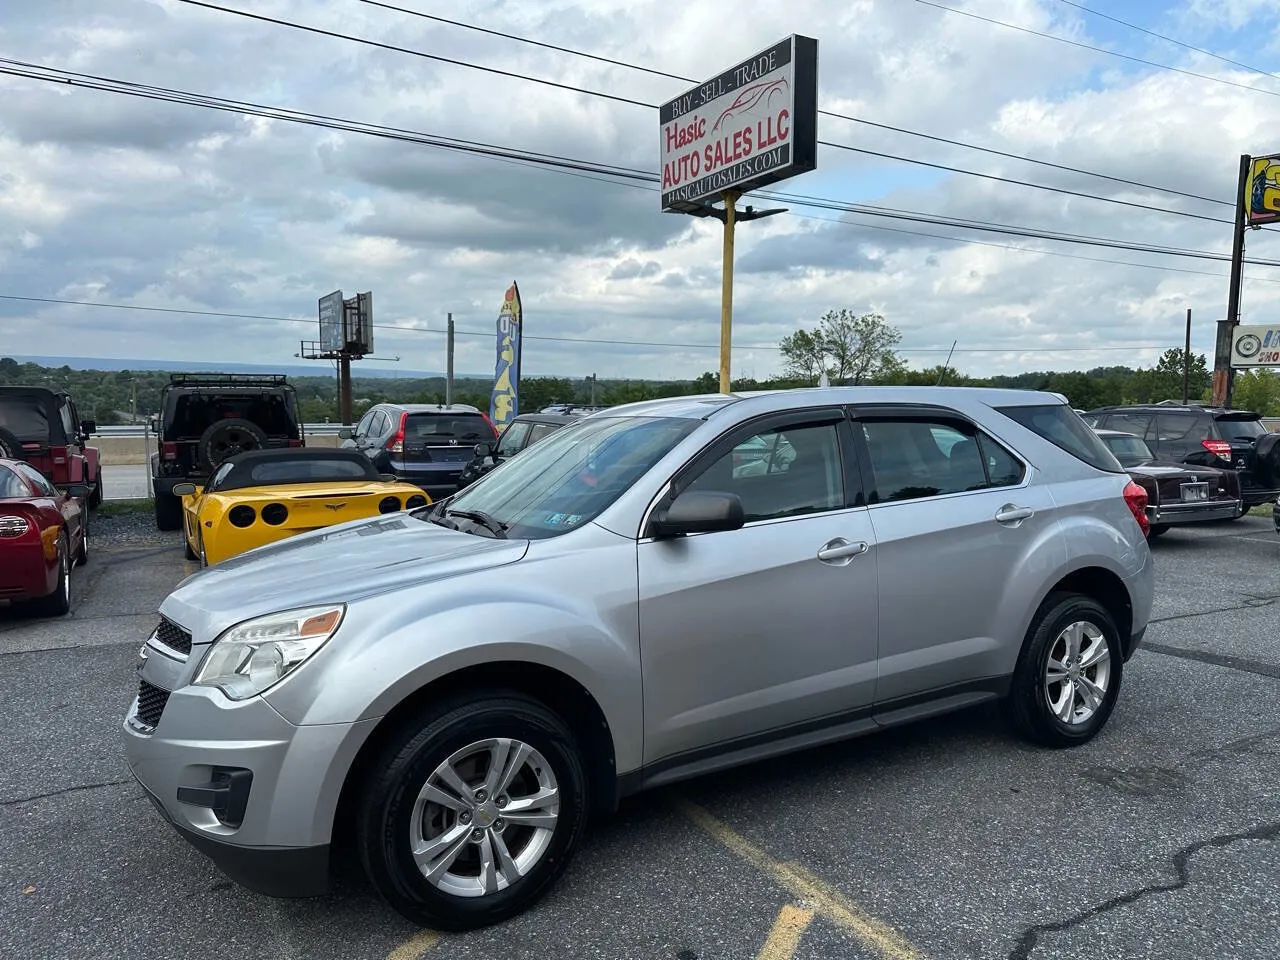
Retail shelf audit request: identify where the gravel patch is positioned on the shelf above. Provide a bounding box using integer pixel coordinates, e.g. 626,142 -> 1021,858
92,510 -> 183,549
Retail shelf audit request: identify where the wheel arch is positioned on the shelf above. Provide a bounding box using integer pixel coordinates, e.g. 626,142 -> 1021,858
1030,565 -> 1134,657
328,659 -> 619,855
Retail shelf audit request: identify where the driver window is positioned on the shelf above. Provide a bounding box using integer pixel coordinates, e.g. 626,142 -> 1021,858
497,421 -> 532,456
684,420 -> 844,523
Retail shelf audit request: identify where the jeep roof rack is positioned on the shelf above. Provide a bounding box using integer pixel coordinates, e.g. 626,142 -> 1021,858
166,373 -> 292,387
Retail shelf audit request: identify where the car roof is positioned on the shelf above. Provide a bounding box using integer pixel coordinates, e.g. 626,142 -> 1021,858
1089,403 -> 1261,418
510,413 -> 579,425
593,386 -> 1071,420
378,403 -> 484,414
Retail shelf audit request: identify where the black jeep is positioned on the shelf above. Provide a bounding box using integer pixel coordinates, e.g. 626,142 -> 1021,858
150,374 -> 305,530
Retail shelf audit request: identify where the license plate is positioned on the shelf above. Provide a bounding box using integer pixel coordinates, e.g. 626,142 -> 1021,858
1181,482 -> 1209,501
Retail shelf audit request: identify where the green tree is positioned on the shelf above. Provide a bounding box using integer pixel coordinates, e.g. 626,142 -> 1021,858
778,328 -> 827,383
1231,369 -> 1280,415
779,310 -> 905,385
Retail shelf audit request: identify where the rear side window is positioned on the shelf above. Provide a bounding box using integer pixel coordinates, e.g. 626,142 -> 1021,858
861,419 -> 1025,503
1105,412 -> 1153,439
406,415 -> 491,442
1215,416 -> 1267,441
0,397 -> 51,441
1156,413 -> 1209,443
996,404 -> 1124,473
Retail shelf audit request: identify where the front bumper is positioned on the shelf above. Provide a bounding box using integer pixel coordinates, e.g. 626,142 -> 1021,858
1148,499 -> 1241,525
122,669 -> 376,897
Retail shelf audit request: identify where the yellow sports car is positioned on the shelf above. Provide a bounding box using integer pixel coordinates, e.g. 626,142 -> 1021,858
173,448 -> 431,566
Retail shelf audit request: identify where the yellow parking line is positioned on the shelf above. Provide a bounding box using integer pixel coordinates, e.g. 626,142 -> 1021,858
757,904 -> 815,960
677,800 -> 926,960
385,930 -> 440,960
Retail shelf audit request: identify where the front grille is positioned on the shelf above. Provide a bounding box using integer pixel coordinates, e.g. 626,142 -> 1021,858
136,679 -> 171,729
155,618 -> 192,656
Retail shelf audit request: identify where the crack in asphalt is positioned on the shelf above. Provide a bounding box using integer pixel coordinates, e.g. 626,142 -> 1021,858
1007,820 -> 1280,960
0,778 -> 135,809
1142,642 -> 1280,680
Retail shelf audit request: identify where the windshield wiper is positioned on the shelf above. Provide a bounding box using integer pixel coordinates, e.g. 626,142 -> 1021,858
444,507 -> 508,539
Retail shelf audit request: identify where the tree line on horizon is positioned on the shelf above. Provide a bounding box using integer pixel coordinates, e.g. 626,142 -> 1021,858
3,309 -> 1280,425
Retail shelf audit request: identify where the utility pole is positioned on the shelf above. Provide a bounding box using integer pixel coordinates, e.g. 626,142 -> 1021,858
446,313 -> 455,407
588,373 -> 597,405
1183,308 -> 1192,405
1215,155 -> 1251,407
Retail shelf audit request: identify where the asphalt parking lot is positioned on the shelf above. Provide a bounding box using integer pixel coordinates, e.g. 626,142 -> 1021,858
3,515 -> 1279,960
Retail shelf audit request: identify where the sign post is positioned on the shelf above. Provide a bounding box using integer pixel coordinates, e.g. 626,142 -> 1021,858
660,35 -> 818,394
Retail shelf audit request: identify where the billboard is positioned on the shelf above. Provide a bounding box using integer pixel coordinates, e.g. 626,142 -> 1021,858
1247,154 -> 1280,227
1231,324 -> 1280,366
489,282 -> 523,427
318,290 -> 344,352
353,291 -> 373,353
659,35 -> 818,213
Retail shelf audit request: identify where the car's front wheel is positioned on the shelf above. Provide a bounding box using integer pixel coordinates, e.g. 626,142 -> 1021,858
1006,593 -> 1122,747
356,693 -> 589,931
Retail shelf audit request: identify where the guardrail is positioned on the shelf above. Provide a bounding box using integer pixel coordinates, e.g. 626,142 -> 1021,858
94,423 -> 347,437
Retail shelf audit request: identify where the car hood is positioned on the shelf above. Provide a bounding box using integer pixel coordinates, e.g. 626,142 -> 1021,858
160,513 -> 528,641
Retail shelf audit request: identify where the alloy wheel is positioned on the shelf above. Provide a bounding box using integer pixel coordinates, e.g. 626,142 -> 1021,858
1044,620 -> 1111,725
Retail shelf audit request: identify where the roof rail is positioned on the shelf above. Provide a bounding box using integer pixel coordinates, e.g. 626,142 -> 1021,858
167,373 -> 291,387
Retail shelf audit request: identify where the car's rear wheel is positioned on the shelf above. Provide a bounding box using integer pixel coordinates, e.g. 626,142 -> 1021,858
76,521 -> 89,566
198,418 -> 268,472
1006,593 -> 1122,747
356,692 -> 589,931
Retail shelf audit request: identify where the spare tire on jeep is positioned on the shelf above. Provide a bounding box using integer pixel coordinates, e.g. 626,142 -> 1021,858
0,427 -> 20,460
198,418 -> 269,472
1254,433 -> 1280,490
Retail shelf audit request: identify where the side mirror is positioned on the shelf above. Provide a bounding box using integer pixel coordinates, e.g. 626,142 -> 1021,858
171,482 -> 198,496
338,428 -> 354,440
474,442 -> 493,457
80,420 -> 97,435
66,484 -> 89,499
649,490 -> 745,539
148,419 -> 159,435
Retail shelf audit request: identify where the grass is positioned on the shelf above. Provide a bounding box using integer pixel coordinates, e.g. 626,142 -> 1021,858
95,498 -> 153,517
1248,503 -> 1275,518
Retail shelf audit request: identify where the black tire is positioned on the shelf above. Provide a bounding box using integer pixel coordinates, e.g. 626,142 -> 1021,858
88,473 -> 102,509
184,538 -> 199,561
1147,524 -> 1169,538
76,520 -> 89,566
0,427 -> 21,460
1005,593 -> 1123,748
197,418 -> 268,472
356,692 -> 589,931
154,491 -> 183,531
29,534 -> 71,617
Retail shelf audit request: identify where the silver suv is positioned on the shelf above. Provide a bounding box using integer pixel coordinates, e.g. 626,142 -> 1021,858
123,387 -> 1154,930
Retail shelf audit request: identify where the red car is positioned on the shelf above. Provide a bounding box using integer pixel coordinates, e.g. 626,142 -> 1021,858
0,458 -> 89,616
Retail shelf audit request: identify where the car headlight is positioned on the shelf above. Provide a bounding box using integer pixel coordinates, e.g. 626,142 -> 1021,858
193,605 -> 345,700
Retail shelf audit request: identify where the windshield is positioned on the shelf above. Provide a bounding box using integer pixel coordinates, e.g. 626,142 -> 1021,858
1102,434 -> 1154,467
439,415 -> 699,539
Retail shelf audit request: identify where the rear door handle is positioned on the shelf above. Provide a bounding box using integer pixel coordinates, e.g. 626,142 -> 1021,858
995,504 -> 1034,525
817,538 -> 869,564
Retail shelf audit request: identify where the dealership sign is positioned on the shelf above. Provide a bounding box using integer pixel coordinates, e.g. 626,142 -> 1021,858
659,35 -> 818,212
1232,324 -> 1280,366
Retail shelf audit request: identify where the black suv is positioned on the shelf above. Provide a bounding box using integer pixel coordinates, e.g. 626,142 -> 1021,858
1083,403 -> 1280,510
339,402 -> 498,498
150,374 -> 304,530
454,410 -> 583,490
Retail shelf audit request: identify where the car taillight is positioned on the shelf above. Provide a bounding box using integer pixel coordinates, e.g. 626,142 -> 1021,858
1202,439 -> 1232,462
162,442 -> 179,461
482,414 -> 498,438
0,516 -> 30,538
1123,480 -> 1150,538
386,412 -> 408,454
287,439 -> 302,448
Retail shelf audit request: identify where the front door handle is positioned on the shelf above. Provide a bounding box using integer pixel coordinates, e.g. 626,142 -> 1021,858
995,504 -> 1034,525
817,538 -> 869,564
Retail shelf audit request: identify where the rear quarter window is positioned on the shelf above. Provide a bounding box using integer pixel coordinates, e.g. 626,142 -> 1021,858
996,404 -> 1125,473
1215,417 -> 1267,441
0,398 -> 51,441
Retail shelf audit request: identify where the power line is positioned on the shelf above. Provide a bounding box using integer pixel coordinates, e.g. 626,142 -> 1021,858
173,0 -> 1229,222
908,0 -> 1280,98
8,59 -> 1280,273
355,0 -> 1230,208
1053,0 -> 1280,81
0,294 -> 1176,355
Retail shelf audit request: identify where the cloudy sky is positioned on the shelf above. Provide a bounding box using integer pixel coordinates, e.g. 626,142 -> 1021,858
3,0 -> 1280,382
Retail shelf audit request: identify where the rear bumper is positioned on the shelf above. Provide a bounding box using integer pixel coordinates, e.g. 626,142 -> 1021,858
0,543 -> 54,601
385,465 -> 467,497
1148,499 -> 1241,525
1241,487 -> 1280,509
